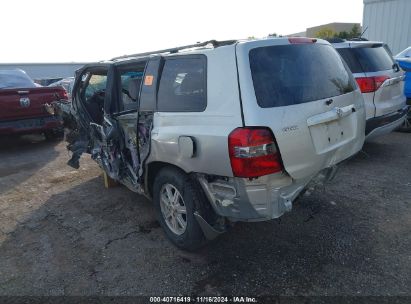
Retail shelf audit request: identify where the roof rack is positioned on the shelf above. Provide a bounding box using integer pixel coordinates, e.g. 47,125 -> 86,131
111,39 -> 237,61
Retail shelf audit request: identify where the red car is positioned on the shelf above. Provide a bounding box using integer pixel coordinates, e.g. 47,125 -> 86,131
0,69 -> 68,139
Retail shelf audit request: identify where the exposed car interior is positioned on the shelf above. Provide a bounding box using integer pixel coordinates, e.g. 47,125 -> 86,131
68,62 -> 152,193
122,74 -> 142,111
79,72 -> 108,125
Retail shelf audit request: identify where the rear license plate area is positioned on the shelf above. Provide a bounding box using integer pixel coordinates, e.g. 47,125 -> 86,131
309,116 -> 355,154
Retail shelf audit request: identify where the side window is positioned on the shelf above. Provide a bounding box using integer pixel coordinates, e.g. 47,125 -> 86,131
157,56 -> 206,112
120,71 -> 144,111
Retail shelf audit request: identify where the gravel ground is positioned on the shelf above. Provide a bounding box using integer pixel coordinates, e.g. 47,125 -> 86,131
0,132 -> 410,297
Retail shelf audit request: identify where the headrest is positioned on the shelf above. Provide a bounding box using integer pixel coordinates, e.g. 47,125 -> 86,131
128,78 -> 142,100
180,72 -> 203,94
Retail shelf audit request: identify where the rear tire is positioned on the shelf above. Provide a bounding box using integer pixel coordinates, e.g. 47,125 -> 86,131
397,106 -> 411,133
153,167 -> 212,251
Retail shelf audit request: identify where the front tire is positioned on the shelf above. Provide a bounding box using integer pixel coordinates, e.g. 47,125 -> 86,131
153,167 -> 211,251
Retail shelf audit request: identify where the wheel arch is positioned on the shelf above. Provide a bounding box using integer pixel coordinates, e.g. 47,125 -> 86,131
145,161 -> 188,197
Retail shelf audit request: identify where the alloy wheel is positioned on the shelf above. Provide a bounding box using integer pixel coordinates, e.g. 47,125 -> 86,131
160,183 -> 187,235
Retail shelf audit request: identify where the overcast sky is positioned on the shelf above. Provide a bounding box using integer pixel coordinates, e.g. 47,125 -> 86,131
2,0 -> 363,63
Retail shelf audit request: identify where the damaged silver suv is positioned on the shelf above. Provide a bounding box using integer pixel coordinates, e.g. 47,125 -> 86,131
66,38 -> 366,250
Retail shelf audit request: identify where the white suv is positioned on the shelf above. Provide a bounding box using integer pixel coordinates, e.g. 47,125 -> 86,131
66,38 -> 366,250
332,40 -> 407,139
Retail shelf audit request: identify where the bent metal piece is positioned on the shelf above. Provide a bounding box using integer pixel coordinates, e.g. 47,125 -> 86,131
194,212 -> 225,240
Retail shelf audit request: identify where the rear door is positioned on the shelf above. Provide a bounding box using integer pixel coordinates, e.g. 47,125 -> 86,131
236,39 -> 366,180
71,64 -> 110,128
111,59 -> 151,178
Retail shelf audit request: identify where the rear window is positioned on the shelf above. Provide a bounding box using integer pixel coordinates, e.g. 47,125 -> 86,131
0,69 -> 36,89
249,44 -> 356,108
337,45 -> 395,73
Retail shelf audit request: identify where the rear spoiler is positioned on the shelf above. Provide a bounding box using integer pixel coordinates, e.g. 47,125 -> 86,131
349,42 -> 384,48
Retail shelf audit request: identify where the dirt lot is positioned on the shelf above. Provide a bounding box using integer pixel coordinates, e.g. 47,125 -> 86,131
0,132 -> 410,296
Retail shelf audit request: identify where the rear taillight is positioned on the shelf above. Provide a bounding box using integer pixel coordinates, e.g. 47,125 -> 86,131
55,86 -> 68,100
288,37 -> 317,44
355,76 -> 389,93
61,89 -> 68,100
228,127 -> 283,178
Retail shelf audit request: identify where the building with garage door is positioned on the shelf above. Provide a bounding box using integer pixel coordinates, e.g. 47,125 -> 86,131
363,0 -> 411,55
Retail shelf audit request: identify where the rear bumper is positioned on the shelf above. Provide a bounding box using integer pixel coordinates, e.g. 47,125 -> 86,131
365,106 -> 408,140
0,115 -> 63,135
197,167 -> 337,222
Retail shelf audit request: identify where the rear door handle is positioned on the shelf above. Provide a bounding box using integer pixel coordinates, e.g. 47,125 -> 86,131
307,105 -> 355,127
